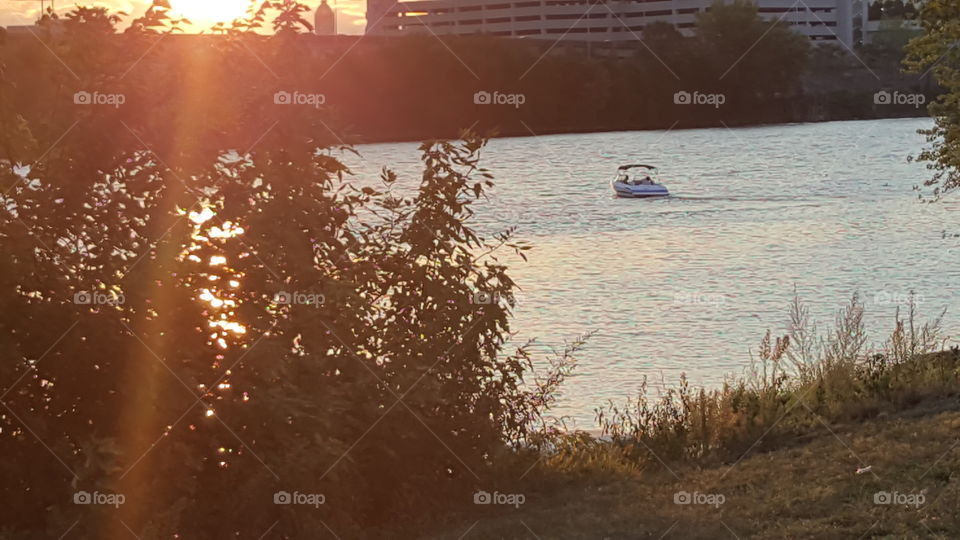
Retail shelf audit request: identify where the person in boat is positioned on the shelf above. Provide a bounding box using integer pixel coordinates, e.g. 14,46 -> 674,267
620,170 -> 653,186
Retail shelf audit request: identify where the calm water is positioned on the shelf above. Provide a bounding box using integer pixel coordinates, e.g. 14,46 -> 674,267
350,118 -> 960,427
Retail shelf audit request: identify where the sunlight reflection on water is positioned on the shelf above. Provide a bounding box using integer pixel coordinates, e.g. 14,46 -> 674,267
350,118 -> 960,427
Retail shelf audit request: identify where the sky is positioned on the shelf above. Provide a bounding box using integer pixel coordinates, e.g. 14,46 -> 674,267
1,0 -> 368,34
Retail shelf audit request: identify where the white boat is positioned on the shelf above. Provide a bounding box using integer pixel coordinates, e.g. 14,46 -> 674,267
611,164 -> 669,198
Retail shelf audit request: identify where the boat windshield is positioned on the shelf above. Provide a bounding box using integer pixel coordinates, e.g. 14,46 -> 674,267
616,165 -> 660,185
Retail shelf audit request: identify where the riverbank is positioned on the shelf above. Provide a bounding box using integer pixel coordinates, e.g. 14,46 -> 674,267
415,289 -> 958,538
430,370 -> 960,538
418,345 -> 960,538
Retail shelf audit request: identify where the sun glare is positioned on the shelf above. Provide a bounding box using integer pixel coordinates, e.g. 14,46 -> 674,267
168,0 -> 253,24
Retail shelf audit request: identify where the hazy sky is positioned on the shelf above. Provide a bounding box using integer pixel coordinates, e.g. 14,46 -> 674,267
1,0 -> 367,34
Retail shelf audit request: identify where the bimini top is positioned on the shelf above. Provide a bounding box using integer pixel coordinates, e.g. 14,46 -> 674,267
617,164 -> 657,171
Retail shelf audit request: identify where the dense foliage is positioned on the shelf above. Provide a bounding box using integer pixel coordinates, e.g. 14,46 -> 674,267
905,0 -> 960,197
0,2 -> 576,537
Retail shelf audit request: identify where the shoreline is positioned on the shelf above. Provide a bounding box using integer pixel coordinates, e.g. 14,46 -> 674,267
351,112 -> 933,146
428,348 -> 960,538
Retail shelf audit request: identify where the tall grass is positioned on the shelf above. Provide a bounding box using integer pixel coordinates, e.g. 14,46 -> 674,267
581,292 -> 955,469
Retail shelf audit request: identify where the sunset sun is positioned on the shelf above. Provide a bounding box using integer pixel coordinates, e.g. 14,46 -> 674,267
168,0 -> 253,23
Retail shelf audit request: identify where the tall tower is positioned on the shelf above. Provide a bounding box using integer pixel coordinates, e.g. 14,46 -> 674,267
314,0 -> 337,35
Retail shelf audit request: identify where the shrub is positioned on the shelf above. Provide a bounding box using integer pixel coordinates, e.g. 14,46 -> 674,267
0,5 -> 578,534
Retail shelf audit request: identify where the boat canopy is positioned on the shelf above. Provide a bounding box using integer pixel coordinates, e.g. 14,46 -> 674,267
617,164 -> 657,171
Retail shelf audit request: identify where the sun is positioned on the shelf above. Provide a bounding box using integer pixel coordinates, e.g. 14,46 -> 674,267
168,0 -> 254,24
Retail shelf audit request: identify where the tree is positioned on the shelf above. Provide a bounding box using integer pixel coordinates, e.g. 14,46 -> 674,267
643,21 -> 686,55
693,1 -> 809,117
904,0 -> 960,197
0,2 -> 573,537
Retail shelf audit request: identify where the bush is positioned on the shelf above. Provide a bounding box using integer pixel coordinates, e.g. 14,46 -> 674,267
0,117 -> 586,536
0,5 -> 579,534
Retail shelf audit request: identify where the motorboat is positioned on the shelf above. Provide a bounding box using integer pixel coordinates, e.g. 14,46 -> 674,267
611,164 -> 669,198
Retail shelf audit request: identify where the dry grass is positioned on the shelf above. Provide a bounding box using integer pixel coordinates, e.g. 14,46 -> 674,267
427,293 -> 960,539
586,293 -> 953,468
431,385 -> 960,538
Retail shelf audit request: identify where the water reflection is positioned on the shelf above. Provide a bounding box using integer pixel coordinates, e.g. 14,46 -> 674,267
349,118 -> 959,426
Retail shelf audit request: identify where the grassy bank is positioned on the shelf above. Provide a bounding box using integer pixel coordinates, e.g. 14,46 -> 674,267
432,373 -> 960,538
427,295 -> 959,538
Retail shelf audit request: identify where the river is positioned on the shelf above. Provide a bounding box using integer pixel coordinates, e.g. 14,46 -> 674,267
351,118 -> 959,427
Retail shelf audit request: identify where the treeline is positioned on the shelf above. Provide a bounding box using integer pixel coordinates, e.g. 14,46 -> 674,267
0,1 -> 933,148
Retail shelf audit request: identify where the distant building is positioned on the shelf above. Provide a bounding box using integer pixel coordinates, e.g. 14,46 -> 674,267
365,0 -> 870,48
3,16 -> 64,39
3,25 -> 33,34
315,0 -> 338,35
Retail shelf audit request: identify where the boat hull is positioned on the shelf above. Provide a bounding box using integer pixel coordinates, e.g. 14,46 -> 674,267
611,181 -> 669,198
